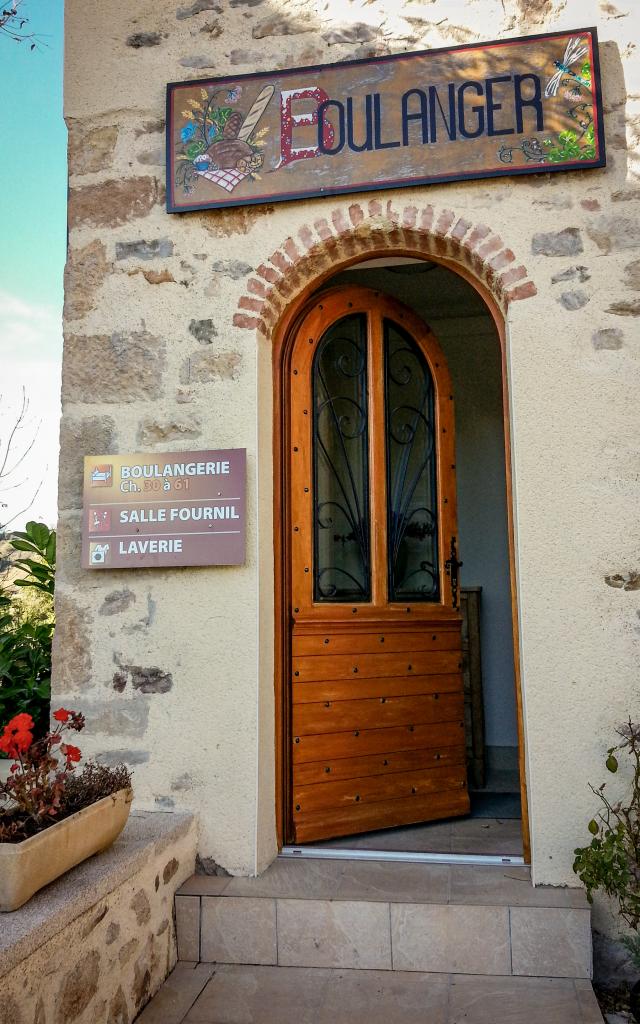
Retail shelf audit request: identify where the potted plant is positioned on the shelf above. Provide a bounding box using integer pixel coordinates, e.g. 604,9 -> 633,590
573,720 -> 640,1020
0,708 -> 132,912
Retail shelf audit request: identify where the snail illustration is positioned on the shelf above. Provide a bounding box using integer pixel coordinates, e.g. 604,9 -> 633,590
206,85 -> 274,172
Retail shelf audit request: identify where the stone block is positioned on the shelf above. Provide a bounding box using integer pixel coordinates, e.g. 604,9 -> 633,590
606,298 -> 640,317
391,903 -> 511,974
448,975 -> 592,1024
551,265 -> 590,284
51,591 -> 93,692
99,589 -> 136,616
592,328 -> 623,350
277,899 -> 392,970
64,240 -> 113,320
62,331 -> 166,403
200,897 -> 277,964
126,32 -> 162,48
68,177 -> 163,230
95,749 -> 150,767
623,258 -> 640,290
180,350 -> 242,384
81,699 -> 150,739
188,319 -> 218,344
175,896 -> 200,962
137,146 -> 165,166
68,123 -> 118,176
587,215 -> 640,254
510,906 -> 592,978
531,228 -> 583,256
252,14 -> 315,38
176,0 -> 221,18
116,239 -> 174,261
137,417 -> 202,445
135,963 -> 214,1024
58,414 -> 116,510
210,260 -> 254,279
323,23 -> 378,44
179,55 -> 216,68
559,289 -> 590,310
56,949 -> 101,1021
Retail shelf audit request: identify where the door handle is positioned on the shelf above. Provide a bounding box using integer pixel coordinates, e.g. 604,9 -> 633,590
444,536 -> 463,610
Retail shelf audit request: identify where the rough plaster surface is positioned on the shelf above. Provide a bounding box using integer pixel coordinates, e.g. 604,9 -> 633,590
0,812 -> 196,1022
60,0 -> 640,905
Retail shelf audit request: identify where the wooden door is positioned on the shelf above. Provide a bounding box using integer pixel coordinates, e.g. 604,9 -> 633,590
288,286 -> 468,843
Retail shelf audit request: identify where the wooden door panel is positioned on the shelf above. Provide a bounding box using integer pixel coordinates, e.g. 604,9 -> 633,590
287,287 -> 469,843
293,717 -> 465,764
293,650 -> 462,682
294,789 -> 471,844
294,743 -> 466,786
292,629 -> 460,656
293,693 -> 463,736
294,763 -> 466,814
293,672 -> 461,704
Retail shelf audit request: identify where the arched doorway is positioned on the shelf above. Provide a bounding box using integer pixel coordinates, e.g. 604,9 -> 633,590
272,253 -> 529,862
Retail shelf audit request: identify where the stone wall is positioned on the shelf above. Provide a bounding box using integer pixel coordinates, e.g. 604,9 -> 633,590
60,0 -> 640,893
0,813 -> 197,1024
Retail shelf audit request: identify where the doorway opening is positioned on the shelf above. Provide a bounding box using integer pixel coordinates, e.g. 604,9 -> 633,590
276,255 -> 526,864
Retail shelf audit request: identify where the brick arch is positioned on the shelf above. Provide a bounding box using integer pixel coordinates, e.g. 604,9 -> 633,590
233,197 -> 537,334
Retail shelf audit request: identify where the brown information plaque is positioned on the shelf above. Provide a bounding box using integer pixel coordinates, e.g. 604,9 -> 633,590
166,27 -> 604,213
82,449 -> 246,569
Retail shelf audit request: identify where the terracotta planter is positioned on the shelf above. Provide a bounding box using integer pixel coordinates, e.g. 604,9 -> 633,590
0,788 -> 133,912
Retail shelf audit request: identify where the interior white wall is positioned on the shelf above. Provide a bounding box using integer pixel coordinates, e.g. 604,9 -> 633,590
331,263 -> 518,750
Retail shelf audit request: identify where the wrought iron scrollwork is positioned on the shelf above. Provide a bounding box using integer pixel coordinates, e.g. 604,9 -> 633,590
384,321 -> 440,602
312,315 -> 371,602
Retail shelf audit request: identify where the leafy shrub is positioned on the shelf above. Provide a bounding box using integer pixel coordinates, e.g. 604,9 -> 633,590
573,721 -> 640,931
0,521 -> 55,735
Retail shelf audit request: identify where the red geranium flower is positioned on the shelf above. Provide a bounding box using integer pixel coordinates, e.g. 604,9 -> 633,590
53,708 -> 71,723
0,715 -> 34,758
8,713 -> 34,732
61,744 -> 81,764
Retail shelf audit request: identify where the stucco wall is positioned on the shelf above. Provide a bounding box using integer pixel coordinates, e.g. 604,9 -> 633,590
59,0 -> 640,888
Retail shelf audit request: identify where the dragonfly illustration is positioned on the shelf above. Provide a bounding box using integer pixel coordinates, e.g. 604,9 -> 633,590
545,37 -> 590,98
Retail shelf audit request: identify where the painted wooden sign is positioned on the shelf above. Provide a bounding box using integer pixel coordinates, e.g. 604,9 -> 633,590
82,450 -> 246,569
166,27 -> 604,213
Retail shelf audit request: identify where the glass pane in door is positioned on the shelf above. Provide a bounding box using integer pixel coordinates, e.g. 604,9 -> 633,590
312,313 -> 371,602
384,319 -> 440,602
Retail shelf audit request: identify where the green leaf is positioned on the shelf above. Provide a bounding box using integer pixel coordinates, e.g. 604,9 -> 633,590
9,539 -> 40,554
25,521 -> 50,550
45,533 -> 56,565
588,819 -> 599,835
606,755 -> 618,773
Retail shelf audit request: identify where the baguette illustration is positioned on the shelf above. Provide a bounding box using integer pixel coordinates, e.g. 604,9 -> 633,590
237,85 -> 275,142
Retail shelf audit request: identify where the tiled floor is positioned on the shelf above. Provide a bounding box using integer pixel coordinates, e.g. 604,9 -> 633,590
312,815 -> 523,856
135,962 -> 605,1024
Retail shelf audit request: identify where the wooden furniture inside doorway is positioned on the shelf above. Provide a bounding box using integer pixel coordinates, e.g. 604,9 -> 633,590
286,286 -> 469,843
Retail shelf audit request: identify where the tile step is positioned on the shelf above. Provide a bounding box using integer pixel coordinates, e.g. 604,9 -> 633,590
175,859 -> 592,980
135,962 -> 605,1024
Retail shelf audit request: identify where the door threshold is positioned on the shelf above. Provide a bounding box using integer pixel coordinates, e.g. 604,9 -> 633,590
280,846 -> 525,866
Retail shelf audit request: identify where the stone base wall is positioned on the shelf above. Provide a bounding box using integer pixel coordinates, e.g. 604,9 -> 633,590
0,813 -> 197,1024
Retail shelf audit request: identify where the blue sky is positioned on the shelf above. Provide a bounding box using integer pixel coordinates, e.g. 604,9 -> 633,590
0,0 -> 65,308
0,0 -> 65,529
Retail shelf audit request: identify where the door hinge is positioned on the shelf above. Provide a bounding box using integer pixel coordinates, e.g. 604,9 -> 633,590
444,535 -> 463,610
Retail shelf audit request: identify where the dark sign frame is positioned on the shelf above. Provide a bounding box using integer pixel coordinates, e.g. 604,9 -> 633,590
166,27 -> 605,214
